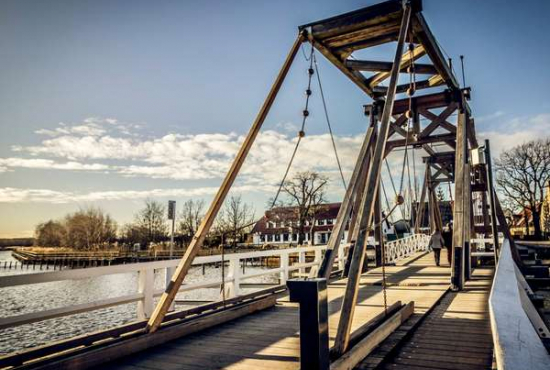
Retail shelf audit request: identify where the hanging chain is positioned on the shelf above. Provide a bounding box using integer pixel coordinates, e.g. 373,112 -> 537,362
270,44 -> 315,208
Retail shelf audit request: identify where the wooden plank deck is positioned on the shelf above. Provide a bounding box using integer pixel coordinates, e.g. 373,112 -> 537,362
378,266 -> 494,370
103,250 -> 456,370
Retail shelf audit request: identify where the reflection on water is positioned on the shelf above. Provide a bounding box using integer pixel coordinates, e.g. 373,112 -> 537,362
0,251 -> 278,355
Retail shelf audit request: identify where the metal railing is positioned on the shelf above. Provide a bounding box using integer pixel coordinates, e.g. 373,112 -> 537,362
0,244 -> 347,330
489,239 -> 550,369
385,234 -> 430,263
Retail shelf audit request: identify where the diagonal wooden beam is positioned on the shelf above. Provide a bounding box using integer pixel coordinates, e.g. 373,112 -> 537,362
307,32 -> 375,97
317,122 -> 376,279
145,34 -> 305,333
418,103 -> 457,138
333,3 -> 412,356
411,13 -> 460,90
388,114 -> 409,139
415,164 -> 429,231
366,44 -> 425,88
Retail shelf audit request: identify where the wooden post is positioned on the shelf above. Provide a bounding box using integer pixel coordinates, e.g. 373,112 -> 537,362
280,252 -> 289,285
415,165 -> 429,232
451,110 -> 468,291
464,167 -> 472,280
137,268 -> 154,320
333,4 -> 411,355
374,189 -> 383,267
485,139 -> 499,262
317,118 -> 376,279
225,257 -> 241,298
145,34 -> 304,332
299,249 -> 306,276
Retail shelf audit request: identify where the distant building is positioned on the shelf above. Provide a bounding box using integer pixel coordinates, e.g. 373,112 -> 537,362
541,181 -> 550,238
251,202 -> 394,245
509,208 -> 535,238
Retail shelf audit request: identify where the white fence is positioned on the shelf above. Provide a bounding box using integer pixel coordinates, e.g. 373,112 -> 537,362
0,235 -> 432,331
0,244 -> 346,330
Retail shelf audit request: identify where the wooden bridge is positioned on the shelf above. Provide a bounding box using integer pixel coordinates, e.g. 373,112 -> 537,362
1,0 -> 550,369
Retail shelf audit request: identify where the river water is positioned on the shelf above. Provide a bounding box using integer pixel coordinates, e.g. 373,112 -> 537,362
0,250 -> 277,355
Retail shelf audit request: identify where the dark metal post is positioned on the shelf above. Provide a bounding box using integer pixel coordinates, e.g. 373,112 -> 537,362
287,278 -> 329,370
485,139 -> 499,262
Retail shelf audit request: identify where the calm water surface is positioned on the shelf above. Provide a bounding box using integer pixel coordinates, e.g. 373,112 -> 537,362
0,250 -> 277,355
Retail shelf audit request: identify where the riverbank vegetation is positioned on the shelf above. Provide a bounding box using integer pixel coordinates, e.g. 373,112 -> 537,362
33,196 -> 256,251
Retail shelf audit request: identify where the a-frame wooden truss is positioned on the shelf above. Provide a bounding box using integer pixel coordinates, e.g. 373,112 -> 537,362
145,1 -> 510,358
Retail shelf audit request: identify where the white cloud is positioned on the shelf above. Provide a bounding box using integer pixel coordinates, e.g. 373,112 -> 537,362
13,119 -> 367,187
478,113 -> 550,155
476,110 -> 504,123
0,158 -> 110,171
0,185 -> 277,204
33,117 -> 140,138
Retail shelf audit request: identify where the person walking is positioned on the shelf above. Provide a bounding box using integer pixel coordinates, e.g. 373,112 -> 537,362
442,223 -> 453,266
428,230 -> 445,266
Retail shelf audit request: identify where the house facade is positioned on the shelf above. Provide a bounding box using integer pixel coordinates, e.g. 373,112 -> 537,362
251,202 -> 394,245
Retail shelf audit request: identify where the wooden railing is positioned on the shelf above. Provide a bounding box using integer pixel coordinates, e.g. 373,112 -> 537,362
489,239 -> 550,369
0,244 -> 348,330
0,234 -> 434,332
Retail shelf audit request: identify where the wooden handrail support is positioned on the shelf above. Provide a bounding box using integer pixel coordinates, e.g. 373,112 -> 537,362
489,239 -> 550,369
331,301 -> 414,370
0,244 -> 346,330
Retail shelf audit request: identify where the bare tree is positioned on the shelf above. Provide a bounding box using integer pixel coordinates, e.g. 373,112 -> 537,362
179,199 -> 205,242
495,138 -> 550,239
64,207 -> 117,250
218,195 -> 255,248
35,220 -> 66,247
282,171 -> 328,245
134,200 -> 167,245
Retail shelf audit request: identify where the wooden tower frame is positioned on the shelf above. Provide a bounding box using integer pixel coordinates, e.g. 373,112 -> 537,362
145,2 -> 505,357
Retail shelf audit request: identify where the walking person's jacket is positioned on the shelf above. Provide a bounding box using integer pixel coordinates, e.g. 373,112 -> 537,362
428,231 -> 444,250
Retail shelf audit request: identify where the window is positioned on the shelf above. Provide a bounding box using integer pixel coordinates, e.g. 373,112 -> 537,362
318,219 -> 326,226
283,234 -> 289,242
274,234 -> 281,242
327,219 -> 334,225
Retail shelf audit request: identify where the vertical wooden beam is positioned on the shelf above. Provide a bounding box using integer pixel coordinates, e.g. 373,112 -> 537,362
333,4 -> 412,355
464,166 -> 472,280
484,139 -> 499,261
146,35 -> 304,333
374,188 -> 384,267
414,164 -> 429,232
317,122 -> 376,279
451,111 -> 468,291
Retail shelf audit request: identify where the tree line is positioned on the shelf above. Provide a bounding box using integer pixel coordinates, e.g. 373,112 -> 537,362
35,195 -> 256,250
34,171 -> 331,250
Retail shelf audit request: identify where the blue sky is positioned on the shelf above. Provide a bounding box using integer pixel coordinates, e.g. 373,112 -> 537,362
1,0 -> 549,237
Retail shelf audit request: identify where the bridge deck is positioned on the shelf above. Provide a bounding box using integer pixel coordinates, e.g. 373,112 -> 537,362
104,250 -> 458,370
377,267 -> 494,370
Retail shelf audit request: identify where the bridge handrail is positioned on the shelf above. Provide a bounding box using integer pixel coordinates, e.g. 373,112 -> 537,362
384,234 -> 430,263
0,235 -> 430,332
489,238 -> 550,369
0,243 -> 343,330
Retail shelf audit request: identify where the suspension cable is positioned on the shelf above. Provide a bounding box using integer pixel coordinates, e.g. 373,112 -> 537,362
313,52 -> 347,190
